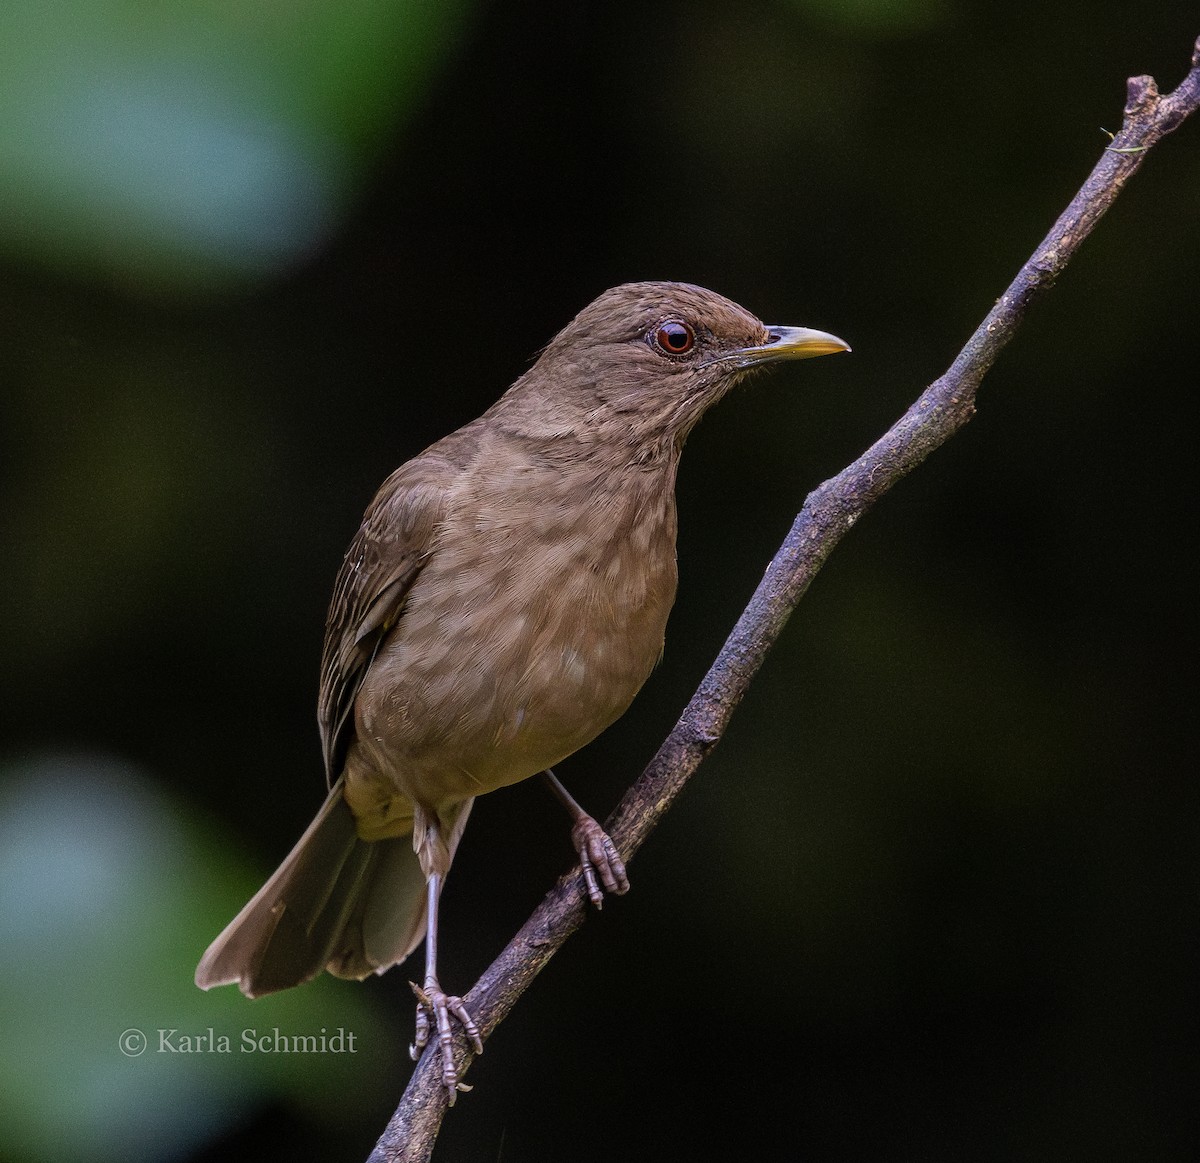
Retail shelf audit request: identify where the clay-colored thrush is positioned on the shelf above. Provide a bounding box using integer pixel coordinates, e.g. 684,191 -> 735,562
196,281 -> 848,1098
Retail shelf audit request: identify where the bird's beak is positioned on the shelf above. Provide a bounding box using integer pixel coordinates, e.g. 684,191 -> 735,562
736,325 -> 851,367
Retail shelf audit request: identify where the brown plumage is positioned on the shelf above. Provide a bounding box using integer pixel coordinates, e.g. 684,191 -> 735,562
195,281 -> 848,1098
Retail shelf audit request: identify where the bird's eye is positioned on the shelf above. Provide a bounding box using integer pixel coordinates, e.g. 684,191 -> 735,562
652,320 -> 695,356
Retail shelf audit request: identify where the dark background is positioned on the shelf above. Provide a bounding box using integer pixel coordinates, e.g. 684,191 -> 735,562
1,2 -> 1197,1160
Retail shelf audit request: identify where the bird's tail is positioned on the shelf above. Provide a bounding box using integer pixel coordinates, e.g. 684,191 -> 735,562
195,779 -> 472,998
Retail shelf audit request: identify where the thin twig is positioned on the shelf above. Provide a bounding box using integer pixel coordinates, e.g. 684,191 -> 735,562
369,38 -> 1200,1163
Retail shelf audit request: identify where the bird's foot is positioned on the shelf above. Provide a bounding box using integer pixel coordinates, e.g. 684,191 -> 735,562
570,814 -> 630,908
409,979 -> 483,1105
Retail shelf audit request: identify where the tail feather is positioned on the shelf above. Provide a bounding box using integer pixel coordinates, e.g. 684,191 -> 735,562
327,838 -> 427,979
195,780 -> 429,998
353,796 -> 475,974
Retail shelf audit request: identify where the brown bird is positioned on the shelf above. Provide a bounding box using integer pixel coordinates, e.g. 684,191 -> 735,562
195,281 -> 848,1099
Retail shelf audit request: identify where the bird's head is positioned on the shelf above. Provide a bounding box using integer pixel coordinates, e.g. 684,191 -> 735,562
504,281 -> 849,447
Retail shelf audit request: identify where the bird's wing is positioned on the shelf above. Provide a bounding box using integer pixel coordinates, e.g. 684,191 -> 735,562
318,433 -> 476,782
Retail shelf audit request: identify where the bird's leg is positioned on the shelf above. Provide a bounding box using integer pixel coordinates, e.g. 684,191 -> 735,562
409,871 -> 482,1104
541,768 -> 629,908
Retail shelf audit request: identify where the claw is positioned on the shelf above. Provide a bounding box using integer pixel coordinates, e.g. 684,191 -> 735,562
541,770 -> 630,908
409,982 -> 431,1061
410,978 -> 482,1103
570,815 -> 630,908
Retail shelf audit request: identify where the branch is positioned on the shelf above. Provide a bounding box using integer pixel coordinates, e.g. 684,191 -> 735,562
369,39 -> 1200,1163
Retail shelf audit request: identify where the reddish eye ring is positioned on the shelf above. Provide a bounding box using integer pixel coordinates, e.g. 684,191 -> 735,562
653,320 -> 695,355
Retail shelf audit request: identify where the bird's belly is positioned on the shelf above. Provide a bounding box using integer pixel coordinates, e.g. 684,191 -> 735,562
350,520 -> 677,812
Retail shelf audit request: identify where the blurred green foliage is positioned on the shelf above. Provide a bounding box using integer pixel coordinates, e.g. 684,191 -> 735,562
0,755 -> 399,1161
0,0 -> 474,287
0,0 -> 1197,1160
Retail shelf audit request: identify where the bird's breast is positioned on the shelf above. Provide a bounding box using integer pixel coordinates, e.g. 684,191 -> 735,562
354,454 -> 680,803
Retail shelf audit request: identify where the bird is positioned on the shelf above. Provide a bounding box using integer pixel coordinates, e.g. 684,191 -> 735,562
195,281 -> 849,1101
